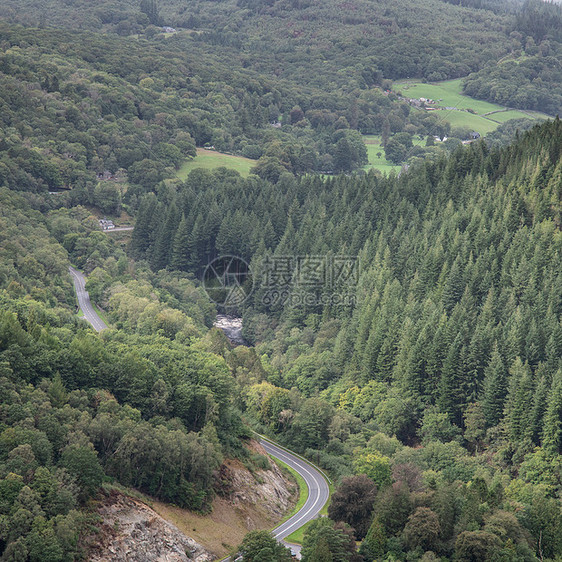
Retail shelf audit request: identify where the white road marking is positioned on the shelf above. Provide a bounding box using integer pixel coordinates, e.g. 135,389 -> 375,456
69,267 -> 107,332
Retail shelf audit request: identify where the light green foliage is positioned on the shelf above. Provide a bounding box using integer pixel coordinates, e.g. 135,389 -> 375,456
352,451 -> 392,489
420,408 -> 461,444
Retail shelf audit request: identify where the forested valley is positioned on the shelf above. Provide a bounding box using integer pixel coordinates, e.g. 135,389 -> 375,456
1,0 -> 562,560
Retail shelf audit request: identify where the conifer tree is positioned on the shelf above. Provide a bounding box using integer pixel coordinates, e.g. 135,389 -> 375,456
503,357 -> 534,442
542,369 -> 562,454
482,345 -> 508,427
188,215 -> 205,270
442,256 -> 465,313
437,333 -> 464,424
170,214 -> 190,272
527,372 -> 548,446
151,202 -> 179,271
130,193 -> 157,259
359,515 -> 386,560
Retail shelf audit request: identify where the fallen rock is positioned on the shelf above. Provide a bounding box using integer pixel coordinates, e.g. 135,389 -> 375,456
88,490 -> 215,562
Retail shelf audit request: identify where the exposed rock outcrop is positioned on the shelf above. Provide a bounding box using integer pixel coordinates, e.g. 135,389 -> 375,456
89,490 -> 215,562
215,440 -> 295,522
87,440 -> 296,560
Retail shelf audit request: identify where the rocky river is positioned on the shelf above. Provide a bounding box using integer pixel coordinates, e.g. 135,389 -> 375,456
213,314 -> 247,346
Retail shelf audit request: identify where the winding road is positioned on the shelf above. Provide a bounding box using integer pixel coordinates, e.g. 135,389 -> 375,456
69,266 -> 107,332
221,435 -> 330,560
259,437 -> 331,558
68,269 -> 330,559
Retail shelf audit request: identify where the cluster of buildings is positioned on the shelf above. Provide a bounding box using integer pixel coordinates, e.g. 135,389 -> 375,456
99,219 -> 115,230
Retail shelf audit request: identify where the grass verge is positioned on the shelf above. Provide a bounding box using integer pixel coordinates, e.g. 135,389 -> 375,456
284,480 -> 334,546
92,303 -> 111,328
273,458 -> 308,524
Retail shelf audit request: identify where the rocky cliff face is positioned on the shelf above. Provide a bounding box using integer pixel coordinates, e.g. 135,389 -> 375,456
87,440 -> 296,560
88,491 -> 215,562
215,440 -> 296,524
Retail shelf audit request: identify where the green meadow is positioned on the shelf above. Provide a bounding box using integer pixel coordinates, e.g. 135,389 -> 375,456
442,111 -> 498,135
490,109 -> 541,123
178,148 -> 255,179
397,79 -> 505,114
394,78 -> 550,135
363,135 -> 424,174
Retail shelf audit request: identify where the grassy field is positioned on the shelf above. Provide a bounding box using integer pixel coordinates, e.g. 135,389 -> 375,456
363,134 -> 426,174
363,135 -> 402,174
394,78 -> 550,136
442,111 -> 498,134
177,148 -> 255,179
490,109 -> 539,123
397,79 -> 505,114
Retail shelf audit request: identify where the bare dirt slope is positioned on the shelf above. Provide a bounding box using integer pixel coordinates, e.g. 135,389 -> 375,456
153,440 -> 297,558
87,440 -> 296,560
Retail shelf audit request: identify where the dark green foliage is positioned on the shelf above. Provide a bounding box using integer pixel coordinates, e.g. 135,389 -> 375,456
140,0 -> 160,26
454,530 -> 503,561
463,1 -> 562,114
359,515 -> 386,560
235,530 -> 293,562
464,56 -> 562,115
327,474 -> 377,539
0,189 -> 247,559
59,445 -> 104,502
402,507 -> 441,552
301,518 -> 359,562
1,1 -> 562,557
482,347 -> 508,427
541,369 -> 562,454
228,120 -> 562,561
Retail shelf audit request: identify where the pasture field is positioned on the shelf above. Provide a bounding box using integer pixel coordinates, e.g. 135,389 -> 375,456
363,135 -> 404,174
397,79 -> 505,114
442,111 -> 499,134
490,109 -> 540,123
178,148 -> 255,179
363,134 -> 427,174
394,78 -> 550,136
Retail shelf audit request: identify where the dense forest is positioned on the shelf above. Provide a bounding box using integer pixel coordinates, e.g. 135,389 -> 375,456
1,0 -> 559,200
131,119 -> 562,561
1,19 -> 465,188
0,187 -> 260,558
462,1 -> 562,114
1,0 -> 560,114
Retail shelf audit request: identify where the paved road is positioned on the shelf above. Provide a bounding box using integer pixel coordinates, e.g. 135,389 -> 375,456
225,436 -> 330,560
68,268 -> 329,558
68,266 -> 107,332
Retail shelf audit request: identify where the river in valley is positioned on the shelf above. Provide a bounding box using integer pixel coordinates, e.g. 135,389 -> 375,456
214,314 -> 247,346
